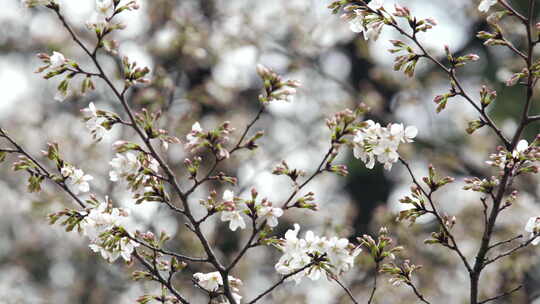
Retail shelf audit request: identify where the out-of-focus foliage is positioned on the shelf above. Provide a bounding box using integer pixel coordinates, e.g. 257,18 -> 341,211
0,0 -> 539,303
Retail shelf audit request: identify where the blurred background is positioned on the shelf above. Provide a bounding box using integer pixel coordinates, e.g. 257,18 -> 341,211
0,0 -> 539,303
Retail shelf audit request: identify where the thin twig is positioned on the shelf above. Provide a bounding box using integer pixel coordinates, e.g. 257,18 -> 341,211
246,262 -> 316,304
478,285 -> 522,304
333,276 -> 359,304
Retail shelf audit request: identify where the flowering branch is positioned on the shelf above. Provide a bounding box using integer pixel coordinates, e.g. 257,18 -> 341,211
0,129 -> 87,208
398,158 -> 472,273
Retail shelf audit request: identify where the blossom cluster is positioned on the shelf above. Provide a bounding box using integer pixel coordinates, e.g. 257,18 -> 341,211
78,200 -> 139,262
353,120 -> 417,170
193,272 -> 243,303
61,165 -> 93,195
486,139 -> 540,174
274,224 -> 361,284
185,121 -> 234,160
218,189 -> 284,231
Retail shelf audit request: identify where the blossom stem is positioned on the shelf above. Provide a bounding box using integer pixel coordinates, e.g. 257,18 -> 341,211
333,276 -> 359,304
367,262 -> 379,304
246,262 -> 317,304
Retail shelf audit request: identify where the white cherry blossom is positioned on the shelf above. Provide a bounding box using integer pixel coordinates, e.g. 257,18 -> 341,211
353,121 -> 417,170
274,224 -> 361,284
109,152 -> 141,181
193,272 -> 222,291
525,216 -> 540,245
62,166 -> 93,195
512,139 -> 529,158
478,0 -> 497,12
185,122 -> 203,151
49,51 -> 66,70
81,102 -> 108,140
96,0 -> 114,14
257,205 -> 283,227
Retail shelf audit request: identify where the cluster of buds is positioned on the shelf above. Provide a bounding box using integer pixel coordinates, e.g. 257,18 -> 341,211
256,64 -> 301,103
486,137 -> 540,175
326,107 -> 368,144
272,160 -> 306,182
463,176 -> 500,193
12,155 -> 44,193
424,215 -> 457,246
292,192 -> 318,211
444,45 -> 480,68
432,91 -> 456,113
397,185 -> 428,225
341,3 -> 386,41
422,165 -> 455,192
358,227 -> 404,263
388,40 -> 419,77
123,56 -> 151,87
183,156 -> 202,179
185,122 -> 234,160
380,259 -> 422,287
134,108 -> 180,149
479,85 -> 497,108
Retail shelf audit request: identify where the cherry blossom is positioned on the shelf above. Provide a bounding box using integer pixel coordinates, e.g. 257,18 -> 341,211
353,120 -> 417,170
81,103 -> 108,140
61,165 -> 93,195
525,217 -> 540,246
512,139 -> 529,158
478,0 -> 497,12
49,51 -> 67,70
96,0 -> 113,14
220,190 -> 246,231
185,122 -> 203,151
274,224 -> 361,284
109,152 -> 141,182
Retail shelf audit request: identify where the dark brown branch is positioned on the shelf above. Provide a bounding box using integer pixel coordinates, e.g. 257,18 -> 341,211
133,250 -> 190,304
